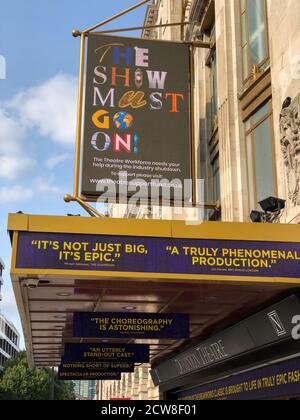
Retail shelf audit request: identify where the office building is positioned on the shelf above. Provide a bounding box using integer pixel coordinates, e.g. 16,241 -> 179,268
0,313 -> 20,370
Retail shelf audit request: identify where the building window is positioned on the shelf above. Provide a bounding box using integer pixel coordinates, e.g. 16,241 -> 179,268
212,154 -> 220,204
210,50 -> 218,132
207,153 -> 221,221
240,0 -> 269,82
206,23 -> 218,133
205,22 -> 221,220
245,101 -> 276,210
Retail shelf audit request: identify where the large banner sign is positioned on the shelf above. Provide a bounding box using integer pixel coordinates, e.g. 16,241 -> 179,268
63,344 -> 150,364
81,34 -> 192,201
16,231 -> 300,280
173,357 -> 300,401
58,370 -> 121,381
73,312 -> 190,339
60,361 -> 135,373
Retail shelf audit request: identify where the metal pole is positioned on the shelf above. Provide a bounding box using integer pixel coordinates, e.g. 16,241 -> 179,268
73,34 -> 86,198
50,367 -> 55,400
93,21 -> 190,35
74,0 -> 151,36
64,194 -> 105,218
189,46 -> 197,207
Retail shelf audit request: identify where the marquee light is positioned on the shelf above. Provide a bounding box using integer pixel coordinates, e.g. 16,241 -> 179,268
259,197 -> 286,213
250,197 -> 286,224
250,210 -> 266,223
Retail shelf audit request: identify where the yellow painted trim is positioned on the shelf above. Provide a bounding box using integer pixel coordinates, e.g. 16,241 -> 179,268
170,221 -> 300,242
9,214 -> 300,287
11,278 -> 34,367
7,214 -> 29,232
10,231 -> 18,273
9,266 -> 300,286
8,214 -> 300,243
8,214 -> 173,238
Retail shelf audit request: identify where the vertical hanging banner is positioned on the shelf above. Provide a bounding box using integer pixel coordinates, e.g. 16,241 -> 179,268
81,34 -> 192,203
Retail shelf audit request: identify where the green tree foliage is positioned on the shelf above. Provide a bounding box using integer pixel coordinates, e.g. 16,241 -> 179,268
0,352 -> 75,400
55,379 -> 76,401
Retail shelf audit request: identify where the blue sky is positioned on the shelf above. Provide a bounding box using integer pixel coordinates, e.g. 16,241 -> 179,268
0,0 -> 149,348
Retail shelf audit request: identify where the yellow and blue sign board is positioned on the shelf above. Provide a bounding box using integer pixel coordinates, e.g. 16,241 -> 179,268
9,215 -> 300,286
15,231 -> 300,280
73,312 -> 190,340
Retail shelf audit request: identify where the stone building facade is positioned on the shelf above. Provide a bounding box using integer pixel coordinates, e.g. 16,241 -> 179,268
103,0 -> 300,400
98,367 -> 159,401
110,0 -> 300,224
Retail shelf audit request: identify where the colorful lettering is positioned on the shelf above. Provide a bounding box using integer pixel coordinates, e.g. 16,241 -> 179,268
119,91 -> 147,109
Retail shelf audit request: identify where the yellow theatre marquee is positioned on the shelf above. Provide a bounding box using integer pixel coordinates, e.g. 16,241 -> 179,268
8,213 -> 300,285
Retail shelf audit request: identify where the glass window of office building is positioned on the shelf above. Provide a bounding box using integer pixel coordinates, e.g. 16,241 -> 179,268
73,380 -> 96,400
0,313 -> 20,370
0,258 -> 4,301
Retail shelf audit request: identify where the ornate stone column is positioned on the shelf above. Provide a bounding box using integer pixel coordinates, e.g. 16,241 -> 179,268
138,367 -> 149,400
148,371 -> 159,400
125,373 -> 133,399
131,369 -> 140,400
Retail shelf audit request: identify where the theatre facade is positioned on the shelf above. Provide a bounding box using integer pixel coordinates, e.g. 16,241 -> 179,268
8,0 -> 300,401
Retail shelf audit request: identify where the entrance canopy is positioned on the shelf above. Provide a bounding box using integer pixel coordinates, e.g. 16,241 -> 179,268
8,214 -> 300,368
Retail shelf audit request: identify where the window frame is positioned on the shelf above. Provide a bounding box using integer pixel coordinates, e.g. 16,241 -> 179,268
211,153 -> 220,204
245,99 -> 277,211
209,49 -> 218,133
206,23 -> 218,135
240,0 -> 270,84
